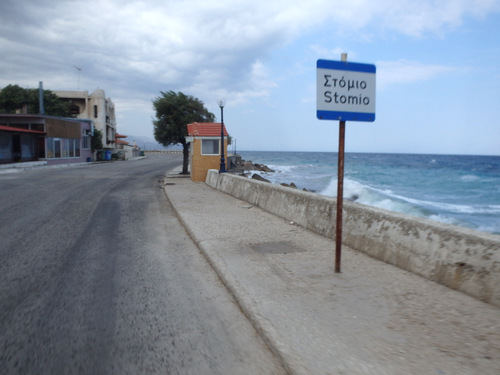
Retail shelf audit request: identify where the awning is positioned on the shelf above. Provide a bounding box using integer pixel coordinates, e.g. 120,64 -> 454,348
45,118 -> 80,139
0,125 -> 46,134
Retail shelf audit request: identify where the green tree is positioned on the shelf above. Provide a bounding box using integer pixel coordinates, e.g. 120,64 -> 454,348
153,91 -> 215,174
0,84 -> 27,113
0,84 -> 72,116
91,129 -> 103,152
26,88 -> 73,117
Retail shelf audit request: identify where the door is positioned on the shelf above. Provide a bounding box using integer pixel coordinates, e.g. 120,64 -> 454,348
12,134 -> 21,162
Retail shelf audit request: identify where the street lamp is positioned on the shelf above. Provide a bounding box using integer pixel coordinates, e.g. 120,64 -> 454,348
217,99 -> 227,173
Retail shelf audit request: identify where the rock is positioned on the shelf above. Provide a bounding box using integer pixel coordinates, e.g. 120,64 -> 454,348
280,182 -> 309,192
233,162 -> 313,192
346,194 -> 359,202
241,160 -> 275,173
251,173 -> 271,183
254,163 -> 274,173
243,160 -> 255,170
227,155 -> 244,173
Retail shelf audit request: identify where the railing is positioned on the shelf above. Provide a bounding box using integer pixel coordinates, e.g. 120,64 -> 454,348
144,150 -> 183,154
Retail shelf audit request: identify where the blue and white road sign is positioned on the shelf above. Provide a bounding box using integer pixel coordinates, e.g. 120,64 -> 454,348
317,59 -> 376,122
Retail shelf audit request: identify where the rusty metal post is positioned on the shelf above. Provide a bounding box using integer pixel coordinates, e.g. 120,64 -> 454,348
335,52 -> 348,273
335,120 -> 345,273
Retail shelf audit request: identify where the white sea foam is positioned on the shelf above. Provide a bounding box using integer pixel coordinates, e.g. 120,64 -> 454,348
460,174 -> 480,182
395,195 -> 500,215
239,151 -> 500,235
321,178 -> 413,213
476,223 -> 500,234
267,164 -> 295,173
320,176 -> 493,220
428,214 -> 460,226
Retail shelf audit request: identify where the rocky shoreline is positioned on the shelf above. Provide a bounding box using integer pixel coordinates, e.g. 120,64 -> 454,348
228,155 -> 309,191
228,155 -> 367,200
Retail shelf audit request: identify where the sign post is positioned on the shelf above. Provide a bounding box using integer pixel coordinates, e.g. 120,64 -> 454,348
316,54 -> 376,272
336,116 -> 345,273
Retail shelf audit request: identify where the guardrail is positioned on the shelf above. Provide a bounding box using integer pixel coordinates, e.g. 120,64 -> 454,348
145,150 -> 183,154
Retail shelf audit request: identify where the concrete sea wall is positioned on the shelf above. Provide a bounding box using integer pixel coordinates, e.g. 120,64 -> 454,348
206,169 -> 500,307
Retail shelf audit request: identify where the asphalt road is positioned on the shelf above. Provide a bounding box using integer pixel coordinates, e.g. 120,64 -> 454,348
0,155 -> 285,375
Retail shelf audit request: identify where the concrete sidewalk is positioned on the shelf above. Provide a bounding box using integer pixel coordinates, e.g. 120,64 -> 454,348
163,172 -> 500,375
0,157 -> 147,174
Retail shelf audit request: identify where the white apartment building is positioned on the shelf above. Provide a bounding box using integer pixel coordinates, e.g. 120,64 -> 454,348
53,88 -> 117,149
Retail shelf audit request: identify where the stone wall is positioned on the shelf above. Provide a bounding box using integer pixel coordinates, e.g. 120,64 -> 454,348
206,169 -> 500,307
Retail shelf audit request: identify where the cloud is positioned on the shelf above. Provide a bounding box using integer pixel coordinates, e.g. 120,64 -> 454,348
1,0 -> 498,105
309,46 -> 351,61
331,0 -> 500,37
376,60 -> 461,89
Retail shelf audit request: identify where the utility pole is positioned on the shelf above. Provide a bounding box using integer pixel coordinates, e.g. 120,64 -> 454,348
73,66 -> 82,90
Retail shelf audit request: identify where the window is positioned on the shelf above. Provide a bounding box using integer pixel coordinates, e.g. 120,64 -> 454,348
46,137 -> 54,158
201,139 -> 219,155
75,139 -> 81,157
46,137 -> 81,158
82,134 -> 90,150
94,105 -> 98,118
62,139 -> 69,158
70,104 -> 80,115
69,138 -> 75,157
54,139 -> 61,158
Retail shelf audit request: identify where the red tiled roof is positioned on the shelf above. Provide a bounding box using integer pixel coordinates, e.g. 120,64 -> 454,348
115,133 -> 127,138
116,139 -> 129,145
187,122 -> 228,137
0,125 -> 45,134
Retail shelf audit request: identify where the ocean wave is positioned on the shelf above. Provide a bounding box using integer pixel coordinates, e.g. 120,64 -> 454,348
320,176 -> 500,222
428,214 -> 460,226
384,191 -> 500,215
267,164 -> 296,173
476,223 -> 500,235
460,174 -> 480,182
320,178 -> 423,214
239,151 -> 500,234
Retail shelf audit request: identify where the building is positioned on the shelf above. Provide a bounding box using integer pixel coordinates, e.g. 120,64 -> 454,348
0,114 -> 93,165
115,133 -> 140,160
53,89 -> 117,149
186,122 -> 228,182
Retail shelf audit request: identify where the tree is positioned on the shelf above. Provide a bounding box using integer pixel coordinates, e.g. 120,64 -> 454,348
153,91 -> 215,174
0,84 -> 26,113
0,84 -> 72,117
91,129 -> 103,152
26,88 -> 73,117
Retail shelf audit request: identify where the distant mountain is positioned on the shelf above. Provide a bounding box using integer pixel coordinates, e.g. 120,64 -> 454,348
122,135 -> 182,151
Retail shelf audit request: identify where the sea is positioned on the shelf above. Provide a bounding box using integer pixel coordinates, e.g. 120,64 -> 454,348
237,151 -> 500,235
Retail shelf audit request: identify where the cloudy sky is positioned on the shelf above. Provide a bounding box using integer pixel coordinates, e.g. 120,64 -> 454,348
1,0 -> 499,155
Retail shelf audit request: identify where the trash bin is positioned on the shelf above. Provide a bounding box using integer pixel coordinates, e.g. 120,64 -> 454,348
105,150 -> 112,161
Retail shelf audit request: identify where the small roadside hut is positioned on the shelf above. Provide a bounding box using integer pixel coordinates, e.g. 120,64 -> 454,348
186,122 -> 228,182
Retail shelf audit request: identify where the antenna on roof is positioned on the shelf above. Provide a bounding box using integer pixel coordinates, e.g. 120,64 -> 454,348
73,66 -> 82,90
